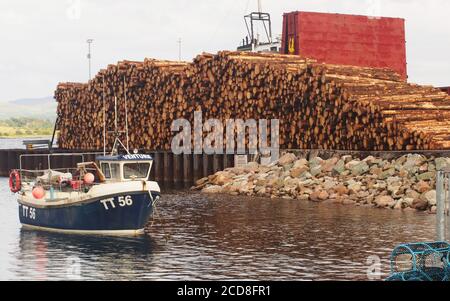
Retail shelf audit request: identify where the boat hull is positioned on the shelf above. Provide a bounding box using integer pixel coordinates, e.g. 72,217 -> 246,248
18,191 -> 159,236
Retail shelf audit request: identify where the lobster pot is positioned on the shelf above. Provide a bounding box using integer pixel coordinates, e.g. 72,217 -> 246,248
387,242 -> 450,281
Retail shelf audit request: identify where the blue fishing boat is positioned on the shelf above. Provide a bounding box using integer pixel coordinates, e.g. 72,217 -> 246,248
11,153 -> 160,236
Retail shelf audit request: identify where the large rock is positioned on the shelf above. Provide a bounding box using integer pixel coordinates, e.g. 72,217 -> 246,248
293,159 -> 308,169
196,177 -> 209,186
284,177 -> 299,186
428,163 -> 436,172
381,160 -> 394,170
374,195 -> 396,208
290,166 -> 309,178
323,179 -> 337,191
412,199 -> 429,211
272,178 -> 285,189
435,158 -> 450,171
239,182 -> 256,194
363,156 -> 377,165
256,187 -> 267,197
421,190 -> 437,206
222,182 -> 243,194
345,160 -> 361,171
351,161 -> 370,176
282,164 -> 294,172
406,189 -> 420,200
310,165 -> 323,177
387,180 -> 402,195
395,156 -> 408,166
416,172 -> 435,181
370,166 -> 383,176
212,171 -> 234,186
341,155 -> 354,163
393,200 -> 403,210
334,185 -> 349,196
402,197 -> 415,207
309,157 -> 324,167
333,160 -> 346,175
310,190 -> 329,202
227,167 -> 247,176
347,180 -> 362,193
278,153 -> 297,166
243,162 -> 260,173
373,181 -> 387,191
405,154 -> 426,167
418,163 -> 429,172
321,157 -> 339,173
379,168 -> 396,180
297,194 -> 310,201
431,206 -> 437,214
298,179 -> 314,186
415,181 -> 431,193
202,185 -> 224,194
301,172 -> 313,179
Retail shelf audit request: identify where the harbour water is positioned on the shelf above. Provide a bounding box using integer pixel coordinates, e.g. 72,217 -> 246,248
0,138 -> 28,150
0,174 -> 436,281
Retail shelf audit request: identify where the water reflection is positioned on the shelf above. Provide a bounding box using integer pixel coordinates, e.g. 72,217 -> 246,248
11,230 -> 157,281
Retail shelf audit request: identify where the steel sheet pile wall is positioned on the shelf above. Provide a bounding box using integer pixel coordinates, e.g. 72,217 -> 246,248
282,12 -> 407,79
55,51 -> 450,152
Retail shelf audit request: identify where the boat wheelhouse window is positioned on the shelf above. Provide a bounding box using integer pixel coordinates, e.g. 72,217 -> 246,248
101,163 -> 111,179
123,163 -> 150,179
110,163 -> 121,179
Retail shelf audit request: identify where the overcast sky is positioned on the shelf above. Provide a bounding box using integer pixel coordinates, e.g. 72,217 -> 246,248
0,0 -> 449,102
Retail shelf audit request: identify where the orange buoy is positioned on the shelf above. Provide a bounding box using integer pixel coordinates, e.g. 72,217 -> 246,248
32,186 -> 45,199
84,173 -> 95,184
9,170 -> 21,193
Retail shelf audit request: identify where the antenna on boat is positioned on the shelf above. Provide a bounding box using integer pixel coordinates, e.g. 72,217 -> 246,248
108,76 -> 131,156
124,76 -> 130,151
102,75 -> 106,156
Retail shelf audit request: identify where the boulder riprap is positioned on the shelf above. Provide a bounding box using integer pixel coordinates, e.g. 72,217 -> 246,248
193,153 -> 450,213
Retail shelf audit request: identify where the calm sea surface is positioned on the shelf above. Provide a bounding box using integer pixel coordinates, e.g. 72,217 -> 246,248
0,137 -> 51,150
0,139 -> 437,280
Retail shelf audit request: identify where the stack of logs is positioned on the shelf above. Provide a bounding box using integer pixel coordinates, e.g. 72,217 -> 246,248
55,51 -> 450,151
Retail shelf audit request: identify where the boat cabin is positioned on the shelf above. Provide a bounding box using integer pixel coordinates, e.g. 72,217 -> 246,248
97,154 -> 153,182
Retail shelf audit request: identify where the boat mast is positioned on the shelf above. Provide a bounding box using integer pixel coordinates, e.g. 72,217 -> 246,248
102,75 -> 106,156
109,79 -> 131,156
124,77 -> 130,151
101,74 -> 131,156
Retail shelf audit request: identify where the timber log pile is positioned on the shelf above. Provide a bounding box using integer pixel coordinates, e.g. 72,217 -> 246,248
55,51 -> 450,151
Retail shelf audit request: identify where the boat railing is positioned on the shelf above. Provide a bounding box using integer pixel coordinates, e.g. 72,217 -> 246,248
18,152 -> 105,192
436,170 -> 450,241
19,152 -> 104,172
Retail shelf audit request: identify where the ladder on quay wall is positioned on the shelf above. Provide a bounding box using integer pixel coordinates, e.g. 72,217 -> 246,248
437,170 -> 450,241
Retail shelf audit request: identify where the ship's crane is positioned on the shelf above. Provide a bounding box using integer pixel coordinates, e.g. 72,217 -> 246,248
237,0 -> 281,53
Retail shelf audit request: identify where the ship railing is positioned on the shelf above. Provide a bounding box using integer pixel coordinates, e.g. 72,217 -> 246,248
436,170 -> 450,241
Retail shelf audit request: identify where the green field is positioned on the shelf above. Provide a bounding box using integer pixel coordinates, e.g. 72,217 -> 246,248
0,118 -> 54,138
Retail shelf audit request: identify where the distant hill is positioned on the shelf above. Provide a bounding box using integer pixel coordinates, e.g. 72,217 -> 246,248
0,96 -> 56,120
10,96 -> 54,106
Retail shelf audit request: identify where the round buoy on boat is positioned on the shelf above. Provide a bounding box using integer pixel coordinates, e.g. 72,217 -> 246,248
32,186 -> 45,199
84,173 -> 95,184
9,170 -> 21,193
